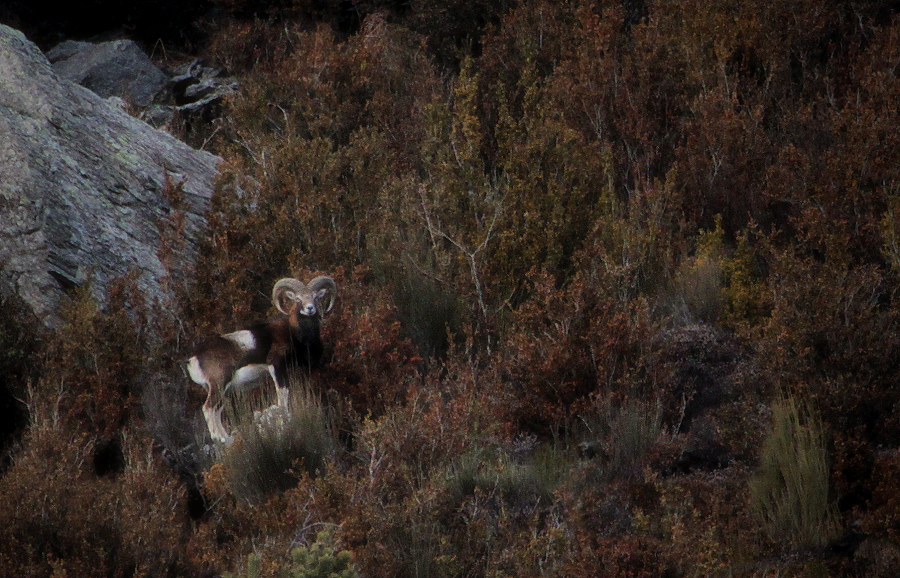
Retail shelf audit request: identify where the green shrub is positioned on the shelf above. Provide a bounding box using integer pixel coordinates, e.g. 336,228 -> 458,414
750,395 -> 839,549
226,532 -> 358,578
285,531 -> 358,578
226,552 -> 262,578
720,229 -> 770,331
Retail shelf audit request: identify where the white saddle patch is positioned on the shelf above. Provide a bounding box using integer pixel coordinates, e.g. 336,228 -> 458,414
223,330 -> 257,351
226,363 -> 272,392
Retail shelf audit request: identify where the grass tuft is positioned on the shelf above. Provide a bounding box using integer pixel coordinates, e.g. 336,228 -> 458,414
750,395 -> 840,550
578,397 -> 663,482
220,374 -> 335,502
673,254 -> 724,324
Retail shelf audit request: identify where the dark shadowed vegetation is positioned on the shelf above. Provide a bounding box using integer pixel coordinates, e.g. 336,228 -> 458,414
3,0 -> 900,576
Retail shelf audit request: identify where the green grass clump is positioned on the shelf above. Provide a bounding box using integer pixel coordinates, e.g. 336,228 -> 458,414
447,443 -> 568,508
579,398 -> 663,481
674,254 -> 724,324
750,395 -> 840,549
607,399 -> 663,476
221,375 -> 335,502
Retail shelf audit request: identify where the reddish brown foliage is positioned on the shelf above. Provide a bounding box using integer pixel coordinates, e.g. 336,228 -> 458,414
6,1 -> 900,576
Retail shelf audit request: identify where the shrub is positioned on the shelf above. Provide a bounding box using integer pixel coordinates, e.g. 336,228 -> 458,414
445,443 -> 565,510
226,552 -> 262,578
224,531 -> 358,578
321,267 -> 421,415
719,228 -> 770,331
392,272 -> 462,362
648,322 -> 749,435
284,531 -> 358,578
750,395 -> 840,550
606,399 -> 663,477
42,281 -> 143,440
753,247 -> 900,447
501,268 -> 654,436
0,407 -> 196,577
673,253 -> 723,325
578,396 -> 663,482
0,290 -> 40,470
220,375 -> 336,502
10,1 -> 900,576
671,217 -> 727,324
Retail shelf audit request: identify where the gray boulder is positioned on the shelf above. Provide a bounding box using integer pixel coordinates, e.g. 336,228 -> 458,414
0,24 -> 221,326
46,38 -> 169,107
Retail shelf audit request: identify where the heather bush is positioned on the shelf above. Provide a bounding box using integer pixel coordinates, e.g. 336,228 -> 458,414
0,406 -> 196,577
319,267 -> 421,414
42,281 -> 144,440
753,247 -> 900,448
500,266 -> 656,435
0,278 -> 204,577
331,360 -> 541,577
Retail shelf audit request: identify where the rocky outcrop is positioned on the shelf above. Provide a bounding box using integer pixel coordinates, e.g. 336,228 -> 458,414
142,58 -> 239,129
0,24 -> 221,325
45,37 -> 238,129
46,39 -> 169,107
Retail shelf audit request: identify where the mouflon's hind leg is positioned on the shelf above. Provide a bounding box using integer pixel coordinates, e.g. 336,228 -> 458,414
189,355 -> 234,443
202,386 -> 232,443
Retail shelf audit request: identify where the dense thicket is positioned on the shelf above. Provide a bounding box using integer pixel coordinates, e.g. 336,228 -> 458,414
3,0 -> 900,576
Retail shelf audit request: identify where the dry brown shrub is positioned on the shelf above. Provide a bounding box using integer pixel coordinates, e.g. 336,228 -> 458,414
0,416 -> 195,578
500,268 -> 654,436
318,267 -> 421,416
39,280 -> 145,441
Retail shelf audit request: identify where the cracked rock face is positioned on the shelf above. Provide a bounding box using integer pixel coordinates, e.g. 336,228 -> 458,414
0,24 -> 221,325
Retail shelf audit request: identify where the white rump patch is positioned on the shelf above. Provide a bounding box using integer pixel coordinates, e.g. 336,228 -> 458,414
223,330 -> 257,351
186,356 -> 208,386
